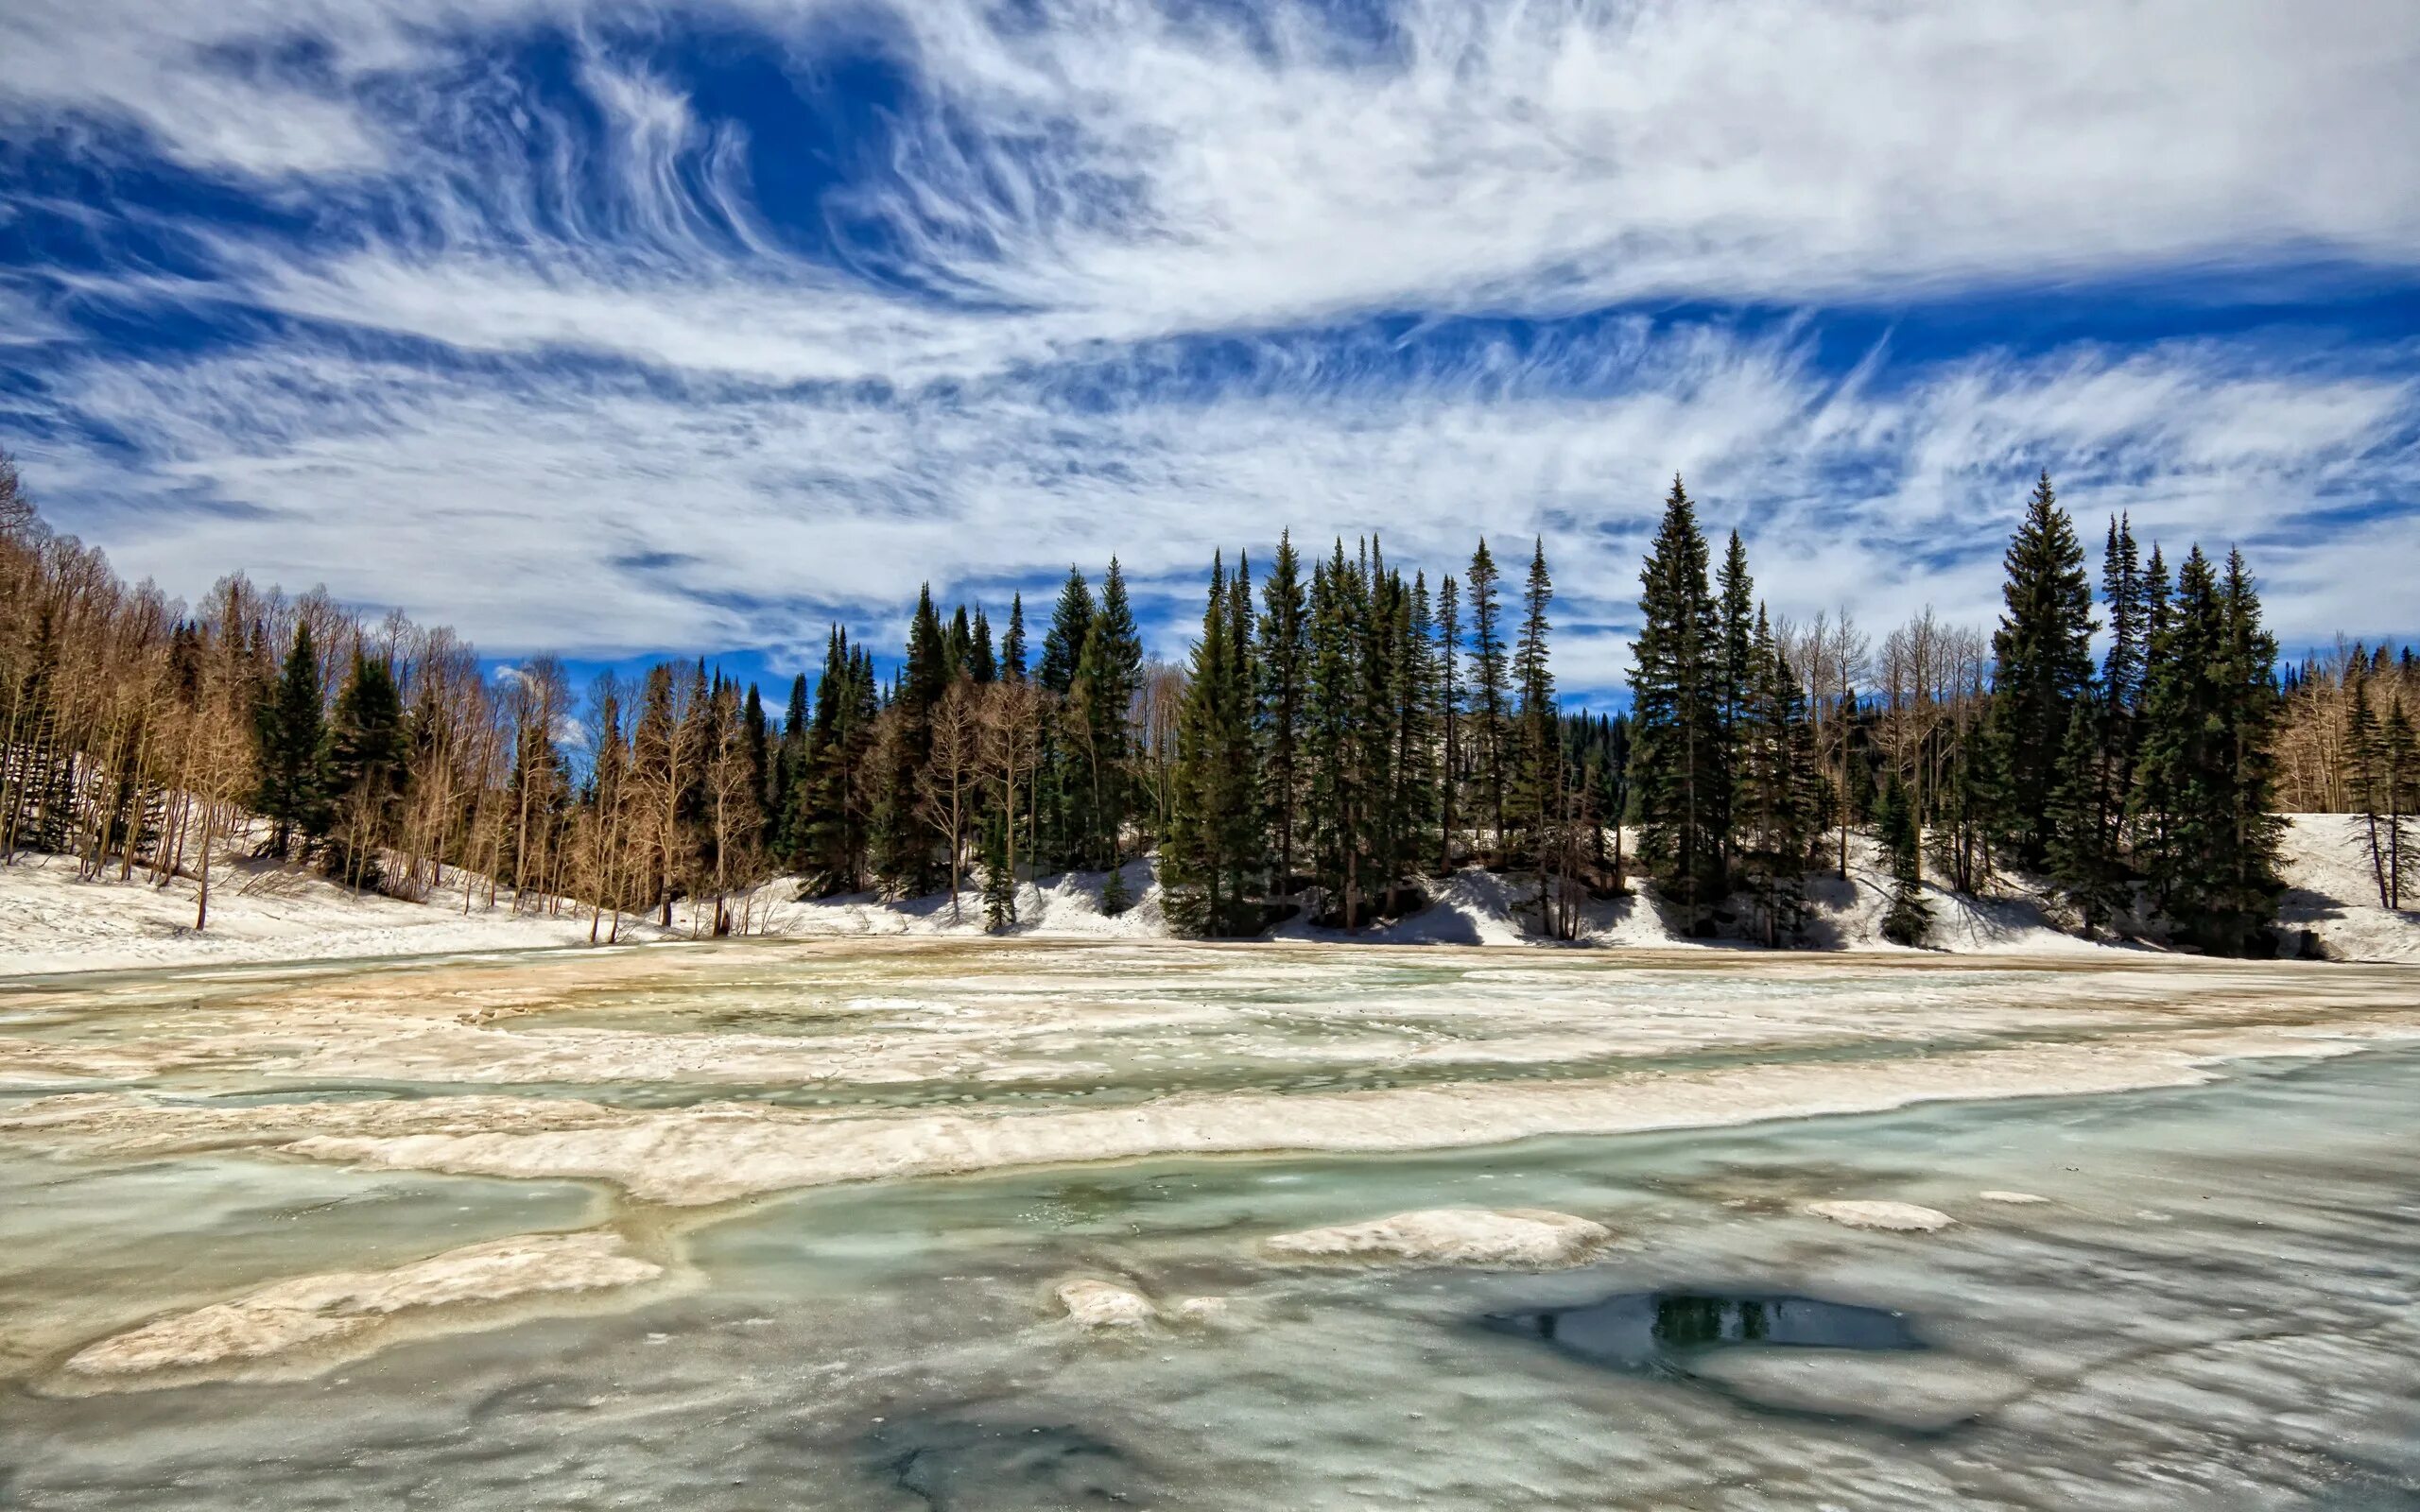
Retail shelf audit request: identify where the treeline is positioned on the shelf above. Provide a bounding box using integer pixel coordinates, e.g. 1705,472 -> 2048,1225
2,443 -> 2411,951
1160,534 -> 1623,938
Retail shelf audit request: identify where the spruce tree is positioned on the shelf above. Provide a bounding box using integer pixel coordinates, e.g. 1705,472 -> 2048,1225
2046,700 -> 2123,936
255,620 -> 330,859
1001,593 -> 1029,682
1628,476 -> 1726,928
1990,471 -> 2097,869
970,608 -> 997,684
2133,546 -> 2285,954
1465,538 -> 1508,856
1435,572 -> 1461,872
1256,530 -> 1309,894
323,651 -> 405,887
1876,777 -> 1932,947
1715,529 -> 1755,874
980,814 -> 1016,932
1511,539 -> 1561,926
1038,568 -> 1094,696
1165,554 -> 1256,935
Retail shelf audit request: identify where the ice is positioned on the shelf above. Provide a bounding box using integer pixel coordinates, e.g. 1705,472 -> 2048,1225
1,939 -> 2415,1508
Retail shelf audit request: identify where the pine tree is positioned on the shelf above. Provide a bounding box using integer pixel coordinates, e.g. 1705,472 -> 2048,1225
873,590 -> 948,895
1990,471 -> 2097,869
1715,529 -> 1755,876
255,620 -> 330,859
969,607 -> 997,684
1165,554 -> 1258,936
2133,546 -> 2285,954
1038,568 -> 1094,697
1736,608 -> 1811,946
2046,700 -> 2123,936
1876,777 -> 1932,947
1435,571 -> 1461,873
1073,558 -> 1145,868
980,814 -> 1016,932
1465,538 -> 1508,856
1256,530 -> 1309,895
323,651 -> 405,888
1511,539 -> 1562,929
1628,476 -> 1727,928
1001,593 -> 1029,682
2100,515 -> 2147,797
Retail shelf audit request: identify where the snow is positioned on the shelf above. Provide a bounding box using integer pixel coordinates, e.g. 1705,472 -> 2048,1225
15,1014 -> 2410,1206
5,816 -> 2413,977
1052,1278 -> 1157,1329
0,852 -> 663,977
2277,813 -> 2420,963
1804,1199 -> 1957,1232
59,1231 -> 663,1385
1259,1208 -> 1613,1268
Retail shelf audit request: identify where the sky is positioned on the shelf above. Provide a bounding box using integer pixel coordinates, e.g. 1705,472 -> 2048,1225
2,0 -> 2416,705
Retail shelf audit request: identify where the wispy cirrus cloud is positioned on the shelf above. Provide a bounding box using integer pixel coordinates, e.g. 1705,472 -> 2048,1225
1,0 -> 2415,696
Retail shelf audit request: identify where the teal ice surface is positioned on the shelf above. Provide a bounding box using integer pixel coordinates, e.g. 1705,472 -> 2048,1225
2,942 -> 2416,1508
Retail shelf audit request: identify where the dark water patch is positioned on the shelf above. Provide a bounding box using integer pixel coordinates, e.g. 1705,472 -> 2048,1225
861,1415 -> 1159,1510
1482,1290 -> 1922,1378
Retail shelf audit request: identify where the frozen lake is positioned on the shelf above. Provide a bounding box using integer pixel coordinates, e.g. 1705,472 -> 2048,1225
3,940 -> 2416,1508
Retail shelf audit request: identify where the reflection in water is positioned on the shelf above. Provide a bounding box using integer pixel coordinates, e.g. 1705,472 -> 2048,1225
1483,1290 -> 1921,1376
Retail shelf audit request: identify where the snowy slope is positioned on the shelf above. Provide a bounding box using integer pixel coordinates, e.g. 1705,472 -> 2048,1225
7,816 -> 2413,975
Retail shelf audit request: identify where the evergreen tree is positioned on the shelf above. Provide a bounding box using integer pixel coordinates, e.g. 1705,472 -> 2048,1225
1511,539 -> 1562,926
969,608 -> 997,684
1628,476 -> 1726,927
1256,530 -> 1309,894
741,684 -> 770,846
1396,572 -> 1443,892
1715,529 -> 1755,874
322,651 -> 405,887
1001,593 -> 1029,681
1990,471 -> 2097,869
980,814 -> 1016,932
255,621 -> 330,858
1038,568 -> 1094,696
1736,609 -> 1812,946
2046,700 -> 2124,936
2133,547 -> 2286,954
945,606 -> 974,683
1435,571 -> 1461,872
1875,777 -> 1932,947
873,588 -> 948,893
1072,558 -> 1146,868
1465,538 -> 1509,854
1165,555 -> 1258,935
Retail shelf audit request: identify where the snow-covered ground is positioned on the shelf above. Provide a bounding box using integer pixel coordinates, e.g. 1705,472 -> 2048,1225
6,813 -> 2412,976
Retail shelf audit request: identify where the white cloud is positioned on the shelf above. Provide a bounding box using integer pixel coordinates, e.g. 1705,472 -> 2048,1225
4,0 -> 2415,692
24,322 -> 2413,689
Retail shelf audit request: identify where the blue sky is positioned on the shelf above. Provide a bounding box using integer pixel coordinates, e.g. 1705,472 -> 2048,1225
2,0 -> 2415,706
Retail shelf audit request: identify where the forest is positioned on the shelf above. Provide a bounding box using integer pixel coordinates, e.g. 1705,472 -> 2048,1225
1,448 -> 2412,955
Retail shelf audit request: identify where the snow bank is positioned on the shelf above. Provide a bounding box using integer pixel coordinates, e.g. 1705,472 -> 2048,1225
60,1231 -> 662,1384
1260,1208 -> 1612,1268
1803,1200 -> 1956,1232
1052,1278 -> 1157,1329
7,816 -> 2412,975
0,853 -> 662,976
2277,813 -> 2420,963
17,1016 -> 2409,1206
